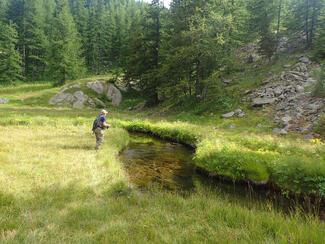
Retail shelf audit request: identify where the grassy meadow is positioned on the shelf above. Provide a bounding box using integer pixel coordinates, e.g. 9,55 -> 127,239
1,82 -> 325,243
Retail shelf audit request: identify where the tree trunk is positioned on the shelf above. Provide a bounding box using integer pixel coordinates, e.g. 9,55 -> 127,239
276,0 -> 283,42
195,59 -> 202,99
310,0 -> 319,46
305,0 -> 310,46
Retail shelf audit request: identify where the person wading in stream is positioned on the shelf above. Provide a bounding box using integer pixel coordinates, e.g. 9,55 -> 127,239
92,109 -> 111,150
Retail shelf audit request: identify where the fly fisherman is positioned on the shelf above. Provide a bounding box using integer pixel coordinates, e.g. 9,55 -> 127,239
92,109 -> 111,150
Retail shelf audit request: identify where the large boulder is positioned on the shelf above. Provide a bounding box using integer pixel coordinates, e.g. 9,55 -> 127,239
72,91 -> 88,109
87,80 -> 106,94
49,91 -> 75,105
49,80 -> 123,108
107,84 -> 122,106
0,98 -> 9,104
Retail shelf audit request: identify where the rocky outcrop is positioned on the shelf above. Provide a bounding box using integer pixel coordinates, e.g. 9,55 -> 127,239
0,98 -> 9,104
107,84 -> 122,106
49,80 -> 123,109
87,80 -> 106,94
249,56 -> 325,135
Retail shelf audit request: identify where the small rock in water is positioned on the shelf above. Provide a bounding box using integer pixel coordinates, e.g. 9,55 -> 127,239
0,98 -> 9,104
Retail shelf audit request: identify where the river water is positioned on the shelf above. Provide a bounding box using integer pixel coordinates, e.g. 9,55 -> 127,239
119,133 -> 324,218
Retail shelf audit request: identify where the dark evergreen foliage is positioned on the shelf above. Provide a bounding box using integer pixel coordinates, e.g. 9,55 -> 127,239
0,0 -> 324,104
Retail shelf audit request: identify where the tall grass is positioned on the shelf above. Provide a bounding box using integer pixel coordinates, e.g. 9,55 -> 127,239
1,82 -> 325,242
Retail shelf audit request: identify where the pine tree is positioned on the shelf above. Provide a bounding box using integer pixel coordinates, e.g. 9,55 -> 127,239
86,0 -> 106,74
125,0 -> 163,104
0,21 -> 22,84
314,4 -> 325,58
24,0 -> 48,80
248,0 -> 277,60
0,0 -> 8,21
47,0 -> 85,83
161,0 -> 235,100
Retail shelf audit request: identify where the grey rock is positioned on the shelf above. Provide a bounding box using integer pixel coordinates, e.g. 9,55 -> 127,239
273,128 -> 288,135
234,108 -> 243,114
72,91 -> 88,109
304,133 -> 314,140
49,92 -> 75,105
283,64 -> 291,68
281,115 -> 292,123
222,111 -> 235,118
87,80 -> 106,94
0,98 -> 9,104
87,98 -> 96,108
229,124 -> 236,129
274,86 -> 283,96
252,98 -> 276,107
107,84 -> 122,106
294,63 -> 308,73
296,85 -> 304,93
221,77 -> 232,85
299,56 -> 311,64
308,103 -> 322,113
244,89 -> 252,95
256,123 -> 263,128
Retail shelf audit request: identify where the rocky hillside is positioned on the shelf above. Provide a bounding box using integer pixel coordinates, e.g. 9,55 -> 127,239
248,56 -> 324,137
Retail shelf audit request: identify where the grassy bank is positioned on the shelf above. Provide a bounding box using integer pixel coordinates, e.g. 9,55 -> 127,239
119,120 -> 325,197
0,112 -> 324,243
1,82 -> 325,242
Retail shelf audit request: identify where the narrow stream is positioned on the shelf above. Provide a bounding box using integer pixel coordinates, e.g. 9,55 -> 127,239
120,133 -> 324,218
119,133 -> 196,192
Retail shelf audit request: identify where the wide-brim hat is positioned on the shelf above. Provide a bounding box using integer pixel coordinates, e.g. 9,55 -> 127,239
100,109 -> 108,115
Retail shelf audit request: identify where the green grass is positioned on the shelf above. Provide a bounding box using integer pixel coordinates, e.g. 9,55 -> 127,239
1,81 -> 325,242
120,119 -> 325,196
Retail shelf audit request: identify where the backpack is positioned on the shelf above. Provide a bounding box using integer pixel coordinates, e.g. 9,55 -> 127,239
92,116 -> 102,132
